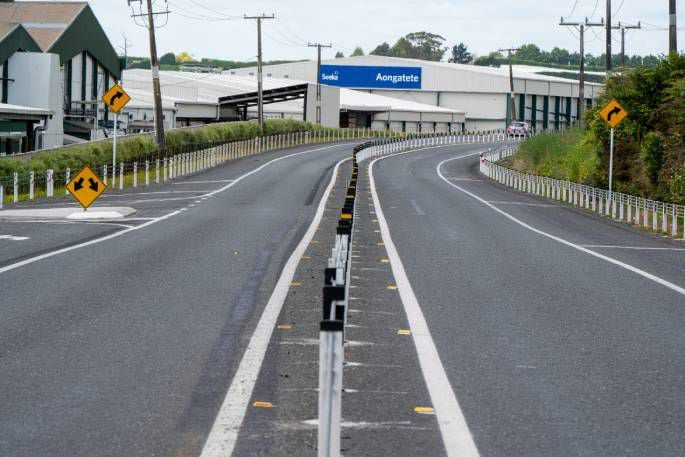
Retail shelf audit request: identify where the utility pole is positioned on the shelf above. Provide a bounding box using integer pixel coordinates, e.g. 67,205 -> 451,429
560,19 -> 586,124
606,0 -> 613,71
308,42 -> 332,125
498,48 -> 519,124
670,0 -> 677,54
129,0 -> 168,155
244,14 -> 275,134
612,22 -> 642,68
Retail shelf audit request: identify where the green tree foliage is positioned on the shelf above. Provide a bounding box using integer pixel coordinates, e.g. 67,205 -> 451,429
350,46 -> 365,57
334,51 -> 344,58
641,132 -> 665,183
159,52 -> 176,65
392,32 -> 446,61
371,42 -> 392,56
448,43 -> 472,64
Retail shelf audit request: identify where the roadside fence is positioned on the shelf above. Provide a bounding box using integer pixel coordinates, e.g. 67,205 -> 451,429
0,129 -> 527,207
480,146 -> 685,239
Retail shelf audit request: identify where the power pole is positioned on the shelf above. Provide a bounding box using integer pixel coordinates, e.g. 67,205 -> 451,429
498,48 -> 519,123
670,0 -> 678,54
612,22 -> 642,68
560,19 -> 586,124
308,42 -> 332,125
244,14 -> 275,134
129,0 -> 168,155
606,0 -> 613,71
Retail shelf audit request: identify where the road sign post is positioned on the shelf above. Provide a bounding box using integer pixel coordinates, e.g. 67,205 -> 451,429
102,83 -> 131,187
66,165 -> 107,209
599,99 -> 628,199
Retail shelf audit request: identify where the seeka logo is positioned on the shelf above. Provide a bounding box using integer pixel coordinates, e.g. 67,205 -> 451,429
375,73 -> 420,84
321,71 -> 339,81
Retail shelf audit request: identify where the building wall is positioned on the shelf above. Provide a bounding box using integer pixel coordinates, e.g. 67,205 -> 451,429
231,57 -> 602,132
8,52 -> 63,149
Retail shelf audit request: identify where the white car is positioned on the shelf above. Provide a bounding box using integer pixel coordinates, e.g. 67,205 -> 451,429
507,121 -> 531,136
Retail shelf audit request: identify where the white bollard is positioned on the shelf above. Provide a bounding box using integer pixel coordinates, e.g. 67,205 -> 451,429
133,162 -> 138,188
119,162 -> 124,190
318,320 -> 343,457
29,171 -> 34,200
65,168 -> 71,195
145,160 -> 150,186
13,172 -> 18,203
46,169 -> 54,197
0,184 -> 3,209
155,159 -> 160,184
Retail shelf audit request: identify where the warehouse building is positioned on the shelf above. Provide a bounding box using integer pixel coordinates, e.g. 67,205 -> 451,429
0,0 -> 121,150
230,55 -> 603,132
120,69 -> 464,133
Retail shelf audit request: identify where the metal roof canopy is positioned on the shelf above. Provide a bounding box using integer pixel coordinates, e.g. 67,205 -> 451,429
218,83 -> 309,110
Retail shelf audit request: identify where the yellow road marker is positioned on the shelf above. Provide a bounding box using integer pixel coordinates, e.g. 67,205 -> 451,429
374,230 -> 380,233
377,242 -> 385,246
302,256 -> 312,260
291,281 -> 302,287
386,285 -> 398,290
311,240 -> 320,244
277,324 -> 292,330
372,219 -> 378,223
398,329 -> 412,335
414,406 -> 434,414
340,213 -> 352,220
380,258 -> 390,263
253,401 -> 274,408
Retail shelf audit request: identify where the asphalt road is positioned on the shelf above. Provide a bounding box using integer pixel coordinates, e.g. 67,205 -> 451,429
3,139 -> 684,457
0,142 -> 354,457
369,143 -> 685,457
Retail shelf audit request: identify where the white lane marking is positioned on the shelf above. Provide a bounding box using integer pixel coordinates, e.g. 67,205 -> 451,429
0,210 -> 182,275
0,235 -> 30,241
100,190 -> 213,197
487,201 -> 560,207
437,157 -> 685,297
172,180 -> 234,184
409,199 -> 426,216
199,157 -> 349,457
0,143 -> 348,276
369,152 -> 481,457
581,245 -> 685,252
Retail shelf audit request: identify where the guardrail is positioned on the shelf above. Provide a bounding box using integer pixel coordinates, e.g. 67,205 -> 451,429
318,147 -> 358,457
315,132 -> 529,456
480,146 -> 685,239
0,129 -> 528,207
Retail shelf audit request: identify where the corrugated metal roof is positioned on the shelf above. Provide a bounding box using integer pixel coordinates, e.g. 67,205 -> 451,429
0,1 -> 86,51
0,102 -> 51,116
340,88 -> 463,114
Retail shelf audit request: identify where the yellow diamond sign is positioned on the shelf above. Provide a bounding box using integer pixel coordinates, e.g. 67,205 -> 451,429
66,165 -> 107,209
102,83 -> 131,114
599,99 -> 628,128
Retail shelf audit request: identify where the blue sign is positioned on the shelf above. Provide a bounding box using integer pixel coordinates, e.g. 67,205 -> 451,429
319,65 -> 422,89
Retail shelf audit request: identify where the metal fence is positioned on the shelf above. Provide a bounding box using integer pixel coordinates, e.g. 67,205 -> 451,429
480,145 -> 685,239
0,129 -> 531,208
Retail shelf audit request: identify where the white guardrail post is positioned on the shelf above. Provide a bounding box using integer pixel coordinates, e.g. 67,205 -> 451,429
318,320 -> 343,457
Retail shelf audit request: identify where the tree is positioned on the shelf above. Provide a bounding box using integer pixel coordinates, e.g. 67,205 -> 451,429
515,44 -> 543,62
160,52 -> 176,65
371,42 -> 392,56
474,51 -> 502,67
350,46 -> 365,57
176,51 -> 195,63
401,32 -> 446,61
448,42 -> 472,64
334,51 -> 344,58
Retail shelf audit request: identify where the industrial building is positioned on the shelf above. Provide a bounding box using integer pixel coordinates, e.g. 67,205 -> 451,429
0,0 -> 121,153
120,69 -> 465,133
229,55 -> 603,132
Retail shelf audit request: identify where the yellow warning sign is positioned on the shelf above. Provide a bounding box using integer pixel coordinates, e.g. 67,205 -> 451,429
599,99 -> 628,128
102,83 -> 131,114
66,165 -> 107,209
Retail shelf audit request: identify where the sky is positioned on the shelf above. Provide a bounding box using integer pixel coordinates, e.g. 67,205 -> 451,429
27,0 -> 685,61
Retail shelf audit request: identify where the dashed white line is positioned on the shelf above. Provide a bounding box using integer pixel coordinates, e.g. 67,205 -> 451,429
437,157 -> 685,297
0,143 -> 347,276
581,245 -> 685,252
0,234 -> 30,241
